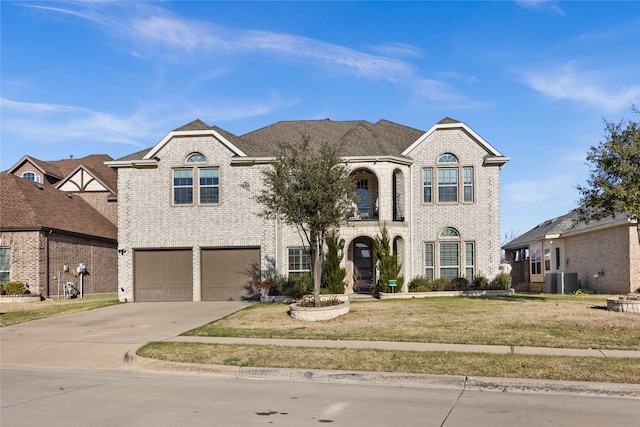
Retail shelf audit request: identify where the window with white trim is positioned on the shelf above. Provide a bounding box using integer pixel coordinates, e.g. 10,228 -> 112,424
172,153 -> 220,206
0,247 -> 10,284
288,248 -> 310,277
424,228 -> 474,280
423,153 -> 474,204
423,168 -> 433,203
21,172 -> 39,182
465,241 -> 475,280
424,242 -> 434,280
463,167 -> 473,202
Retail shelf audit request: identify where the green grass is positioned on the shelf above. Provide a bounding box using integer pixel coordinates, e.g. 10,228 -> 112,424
184,295 -> 640,350
0,294 -> 121,326
137,341 -> 640,384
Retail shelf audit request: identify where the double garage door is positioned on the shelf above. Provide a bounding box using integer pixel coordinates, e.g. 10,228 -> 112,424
134,248 -> 260,302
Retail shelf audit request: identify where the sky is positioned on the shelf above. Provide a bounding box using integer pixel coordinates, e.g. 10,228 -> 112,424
1,1 -> 639,240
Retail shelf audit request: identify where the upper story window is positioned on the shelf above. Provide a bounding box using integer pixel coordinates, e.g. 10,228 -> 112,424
187,152 -> 206,163
172,153 -> 219,206
21,172 -> 39,182
438,153 -> 458,163
422,153 -> 474,204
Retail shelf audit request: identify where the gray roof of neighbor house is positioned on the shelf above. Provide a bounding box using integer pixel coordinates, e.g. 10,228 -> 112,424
503,210 -> 633,250
118,118 -> 431,161
0,174 -> 117,240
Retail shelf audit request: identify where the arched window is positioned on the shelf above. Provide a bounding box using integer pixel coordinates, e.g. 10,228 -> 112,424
186,152 -> 206,163
440,227 -> 459,238
424,227 -> 475,281
438,153 -> 458,163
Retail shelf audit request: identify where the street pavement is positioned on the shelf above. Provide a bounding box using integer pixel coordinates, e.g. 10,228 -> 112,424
1,301 -> 639,398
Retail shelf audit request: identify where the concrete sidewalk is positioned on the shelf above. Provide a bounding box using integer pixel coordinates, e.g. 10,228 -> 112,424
169,335 -> 640,358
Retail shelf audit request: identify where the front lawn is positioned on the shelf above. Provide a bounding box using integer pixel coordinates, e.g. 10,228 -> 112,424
0,294 -> 121,326
184,294 -> 640,350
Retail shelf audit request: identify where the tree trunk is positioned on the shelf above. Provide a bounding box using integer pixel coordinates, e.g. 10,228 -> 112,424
311,235 -> 322,307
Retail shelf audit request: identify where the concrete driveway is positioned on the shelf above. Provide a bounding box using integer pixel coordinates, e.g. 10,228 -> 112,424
0,301 -> 250,368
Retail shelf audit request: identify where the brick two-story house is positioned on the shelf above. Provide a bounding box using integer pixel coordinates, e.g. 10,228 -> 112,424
1,155 -> 118,297
107,117 -> 509,302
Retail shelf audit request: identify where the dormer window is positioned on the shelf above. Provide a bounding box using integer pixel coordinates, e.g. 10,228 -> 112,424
21,172 -> 39,182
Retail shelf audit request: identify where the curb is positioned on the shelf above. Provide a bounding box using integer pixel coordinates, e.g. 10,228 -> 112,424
130,355 -> 640,399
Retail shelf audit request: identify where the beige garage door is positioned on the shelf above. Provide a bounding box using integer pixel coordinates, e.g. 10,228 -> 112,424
134,250 -> 193,302
201,248 -> 260,301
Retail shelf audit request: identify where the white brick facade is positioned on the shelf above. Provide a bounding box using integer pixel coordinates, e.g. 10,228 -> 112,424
112,119 -> 508,302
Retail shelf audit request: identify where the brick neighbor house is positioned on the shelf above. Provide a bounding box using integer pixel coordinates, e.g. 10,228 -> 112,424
1,155 -> 118,297
503,210 -> 639,294
107,117 -> 509,302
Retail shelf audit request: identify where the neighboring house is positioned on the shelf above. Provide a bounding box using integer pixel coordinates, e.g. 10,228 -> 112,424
107,117 -> 509,302
503,210 -> 639,294
7,154 -> 118,224
1,155 -> 119,297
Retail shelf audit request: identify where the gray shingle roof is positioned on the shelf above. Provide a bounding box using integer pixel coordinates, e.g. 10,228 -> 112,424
116,118 -> 464,160
503,210 -> 632,250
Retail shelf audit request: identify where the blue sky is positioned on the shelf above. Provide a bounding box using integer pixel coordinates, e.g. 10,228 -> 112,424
2,1 -> 639,239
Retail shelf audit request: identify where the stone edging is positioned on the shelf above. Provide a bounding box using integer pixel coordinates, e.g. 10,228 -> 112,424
0,294 -> 42,304
289,300 -> 350,321
379,289 -> 515,299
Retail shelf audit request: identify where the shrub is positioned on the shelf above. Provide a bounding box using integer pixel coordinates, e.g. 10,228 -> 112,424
2,281 -> 27,295
408,276 -> 432,292
322,230 -> 346,294
473,275 -> 490,290
373,225 -> 404,293
431,278 -> 450,291
492,273 -> 512,290
451,277 -> 469,291
276,274 -> 313,299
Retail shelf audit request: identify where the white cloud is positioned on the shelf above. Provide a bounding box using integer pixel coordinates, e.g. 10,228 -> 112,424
23,1 -> 476,106
516,1 -> 565,16
1,96 -> 295,146
517,62 -> 640,111
367,42 -> 423,58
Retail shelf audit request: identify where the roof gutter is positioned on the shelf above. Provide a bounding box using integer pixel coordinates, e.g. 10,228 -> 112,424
104,159 -> 159,169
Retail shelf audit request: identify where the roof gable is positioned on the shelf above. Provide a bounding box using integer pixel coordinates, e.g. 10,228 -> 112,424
401,118 -> 509,166
0,174 -> 117,240
143,119 -> 247,160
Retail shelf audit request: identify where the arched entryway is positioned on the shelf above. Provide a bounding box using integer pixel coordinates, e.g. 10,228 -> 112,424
349,169 -> 379,221
348,236 -> 376,294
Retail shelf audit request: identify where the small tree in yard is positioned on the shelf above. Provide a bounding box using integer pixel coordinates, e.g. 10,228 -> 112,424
322,230 -> 346,294
576,108 -> 640,243
255,136 -> 357,307
373,225 -> 404,293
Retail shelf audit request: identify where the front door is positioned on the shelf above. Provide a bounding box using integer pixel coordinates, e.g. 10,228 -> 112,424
353,237 -> 375,293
